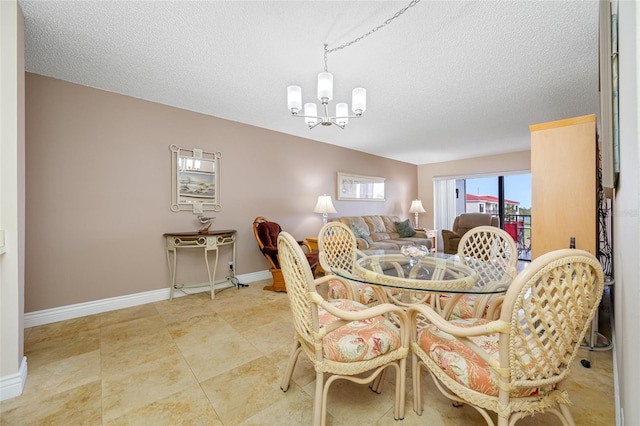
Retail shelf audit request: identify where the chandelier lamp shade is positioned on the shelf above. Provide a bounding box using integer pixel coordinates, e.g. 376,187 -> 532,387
313,194 -> 337,224
409,199 -> 426,228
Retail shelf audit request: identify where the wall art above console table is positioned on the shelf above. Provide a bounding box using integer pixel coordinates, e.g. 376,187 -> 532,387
164,229 -> 237,300
170,144 -> 221,213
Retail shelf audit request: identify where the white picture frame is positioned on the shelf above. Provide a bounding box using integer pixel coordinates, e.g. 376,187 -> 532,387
337,172 -> 385,201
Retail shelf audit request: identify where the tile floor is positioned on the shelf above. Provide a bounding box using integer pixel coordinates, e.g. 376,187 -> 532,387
0,281 -> 615,425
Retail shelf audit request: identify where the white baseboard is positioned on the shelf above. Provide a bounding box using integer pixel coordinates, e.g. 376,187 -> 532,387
24,271 -> 272,328
0,356 -> 27,402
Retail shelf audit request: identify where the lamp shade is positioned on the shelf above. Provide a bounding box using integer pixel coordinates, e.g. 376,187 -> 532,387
409,199 -> 426,214
317,72 -> 333,101
336,102 -> 349,126
304,103 -> 318,126
313,195 -> 337,214
287,86 -> 302,112
352,88 -> 366,114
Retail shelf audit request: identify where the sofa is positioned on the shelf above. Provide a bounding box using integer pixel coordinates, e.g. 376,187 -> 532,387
441,213 -> 500,254
338,215 -> 433,251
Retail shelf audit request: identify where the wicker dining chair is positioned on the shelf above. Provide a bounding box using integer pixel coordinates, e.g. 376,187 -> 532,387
409,248 -> 604,426
441,226 -> 518,320
277,231 -> 410,426
317,221 -> 379,305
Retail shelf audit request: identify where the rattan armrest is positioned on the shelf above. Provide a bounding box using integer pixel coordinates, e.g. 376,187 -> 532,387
407,304 -> 509,338
312,292 -> 406,320
485,295 -> 505,320
314,274 -> 343,287
311,292 -> 409,338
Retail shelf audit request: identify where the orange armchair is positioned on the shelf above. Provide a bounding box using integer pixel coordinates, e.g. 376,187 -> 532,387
253,216 -> 318,292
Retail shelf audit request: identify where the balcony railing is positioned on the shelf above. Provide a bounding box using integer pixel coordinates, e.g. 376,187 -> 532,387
504,214 -> 531,261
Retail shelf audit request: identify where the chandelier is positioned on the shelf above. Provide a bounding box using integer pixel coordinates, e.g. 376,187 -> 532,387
286,0 -> 421,130
287,44 -> 365,130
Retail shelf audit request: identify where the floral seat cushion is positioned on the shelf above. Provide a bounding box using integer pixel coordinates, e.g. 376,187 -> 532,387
318,298 -> 402,362
328,280 -> 378,305
440,294 -> 496,319
418,318 -> 548,397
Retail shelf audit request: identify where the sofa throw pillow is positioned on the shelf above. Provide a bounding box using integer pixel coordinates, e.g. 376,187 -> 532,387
395,219 -> 416,238
350,224 -> 372,243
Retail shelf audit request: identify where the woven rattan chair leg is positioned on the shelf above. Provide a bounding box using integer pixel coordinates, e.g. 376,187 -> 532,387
558,404 -> 576,426
314,371 -> 324,426
412,354 -> 423,415
280,340 -> 301,392
370,368 -> 386,393
396,358 -> 406,420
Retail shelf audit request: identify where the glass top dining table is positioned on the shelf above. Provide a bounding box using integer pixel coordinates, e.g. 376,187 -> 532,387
330,250 -> 515,295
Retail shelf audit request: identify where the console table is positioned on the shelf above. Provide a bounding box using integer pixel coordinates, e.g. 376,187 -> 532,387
164,230 -> 237,300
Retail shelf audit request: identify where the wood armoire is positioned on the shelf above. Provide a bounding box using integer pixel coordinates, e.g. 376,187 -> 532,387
530,114 -> 597,259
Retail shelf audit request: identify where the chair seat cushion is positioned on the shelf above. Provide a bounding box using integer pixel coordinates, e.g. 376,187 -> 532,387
418,318 -> 546,397
318,298 -> 402,363
440,294 -> 484,319
328,280 -> 378,305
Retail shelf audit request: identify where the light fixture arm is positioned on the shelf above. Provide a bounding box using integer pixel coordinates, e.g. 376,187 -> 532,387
290,105 -> 364,130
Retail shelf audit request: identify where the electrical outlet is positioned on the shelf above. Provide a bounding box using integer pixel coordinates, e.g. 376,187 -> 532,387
228,261 -> 234,271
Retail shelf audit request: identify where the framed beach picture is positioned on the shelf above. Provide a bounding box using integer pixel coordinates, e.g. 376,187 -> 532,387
178,170 -> 215,200
337,172 -> 385,201
170,144 -> 222,212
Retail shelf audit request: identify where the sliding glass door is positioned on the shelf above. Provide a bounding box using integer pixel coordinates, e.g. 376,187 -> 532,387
436,173 -> 531,260
504,174 -> 532,260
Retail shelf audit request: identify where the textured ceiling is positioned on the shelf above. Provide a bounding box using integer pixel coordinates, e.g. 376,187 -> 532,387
19,0 -> 600,165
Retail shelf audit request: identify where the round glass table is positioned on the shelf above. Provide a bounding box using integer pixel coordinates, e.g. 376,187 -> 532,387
330,250 -> 515,311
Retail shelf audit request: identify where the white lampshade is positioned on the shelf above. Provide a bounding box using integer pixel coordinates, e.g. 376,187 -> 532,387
409,199 -> 426,228
409,199 -> 426,213
314,194 -> 337,225
352,88 -> 366,114
287,86 -> 302,112
304,103 -> 318,126
336,102 -> 349,126
317,72 -> 333,101
313,195 -> 337,214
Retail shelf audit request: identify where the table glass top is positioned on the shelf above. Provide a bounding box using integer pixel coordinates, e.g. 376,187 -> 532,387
331,250 -> 515,294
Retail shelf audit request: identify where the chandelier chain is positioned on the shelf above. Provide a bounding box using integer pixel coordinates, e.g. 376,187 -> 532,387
323,0 -> 421,71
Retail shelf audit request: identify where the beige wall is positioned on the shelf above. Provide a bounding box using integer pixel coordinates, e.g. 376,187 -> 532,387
24,73 -> 418,312
416,151 -> 531,228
